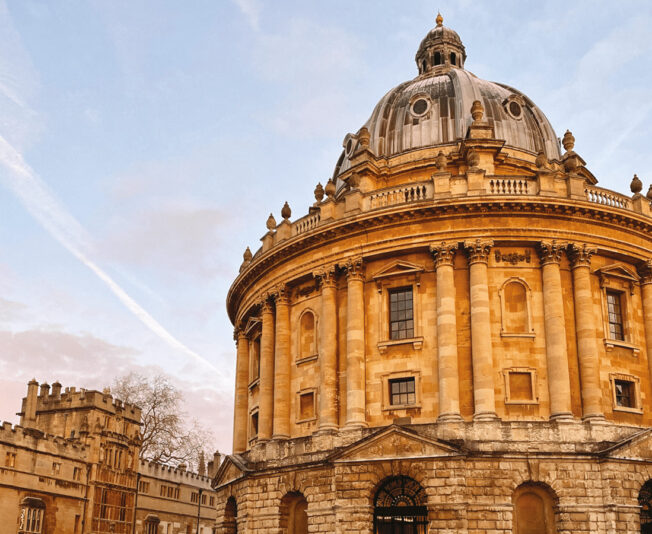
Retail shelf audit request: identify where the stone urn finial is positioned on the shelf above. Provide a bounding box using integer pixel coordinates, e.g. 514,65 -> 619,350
630,174 -> 643,194
357,126 -> 370,148
314,182 -> 324,202
436,12 -> 443,27
471,100 -> 484,123
281,201 -> 291,220
266,213 -> 277,231
435,151 -> 447,171
243,247 -> 252,262
535,150 -> 548,169
325,178 -> 336,199
647,184 -> 652,200
562,130 -> 575,152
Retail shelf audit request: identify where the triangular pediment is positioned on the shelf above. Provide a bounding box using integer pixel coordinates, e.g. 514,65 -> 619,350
330,425 -> 462,462
602,429 -> 652,460
594,263 -> 640,283
372,261 -> 424,281
213,454 -> 249,488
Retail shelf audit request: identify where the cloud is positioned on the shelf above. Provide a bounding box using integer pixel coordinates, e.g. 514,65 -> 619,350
232,0 -> 262,31
0,297 -> 27,323
0,134 -> 221,376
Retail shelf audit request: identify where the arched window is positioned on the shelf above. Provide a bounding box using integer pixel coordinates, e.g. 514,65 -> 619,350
513,483 -> 557,534
499,278 -> 533,336
421,60 -> 426,73
224,496 -> 237,534
250,337 -> 261,381
639,480 -> 652,533
374,476 -> 428,534
433,52 -> 441,66
299,311 -> 316,360
18,497 -> 45,534
280,492 -> 308,534
450,52 -> 456,66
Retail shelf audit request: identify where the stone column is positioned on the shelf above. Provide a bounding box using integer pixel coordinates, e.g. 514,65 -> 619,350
430,242 -> 463,422
344,258 -> 367,429
272,285 -> 291,439
639,260 -> 652,386
316,266 -> 338,431
258,295 -> 275,440
538,241 -> 573,420
232,328 -> 249,453
463,239 -> 497,421
568,243 -> 604,421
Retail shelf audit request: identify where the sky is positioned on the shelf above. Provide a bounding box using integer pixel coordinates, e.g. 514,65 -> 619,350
0,0 -> 651,456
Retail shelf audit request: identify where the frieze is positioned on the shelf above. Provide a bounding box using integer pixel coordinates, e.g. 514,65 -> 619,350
494,250 -> 531,265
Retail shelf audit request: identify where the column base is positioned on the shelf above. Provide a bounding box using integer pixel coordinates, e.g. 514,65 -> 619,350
582,413 -> 607,424
473,411 -> 499,422
549,412 -> 574,422
316,424 -> 338,435
437,413 -> 464,423
344,421 -> 368,431
271,434 -> 290,441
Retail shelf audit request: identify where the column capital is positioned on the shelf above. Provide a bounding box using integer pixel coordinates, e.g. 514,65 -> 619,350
537,240 -> 567,266
314,264 -> 338,289
430,241 -> 458,268
272,283 -> 291,305
639,259 -> 652,285
463,239 -> 494,265
343,257 -> 365,281
567,243 -> 597,269
259,293 -> 274,314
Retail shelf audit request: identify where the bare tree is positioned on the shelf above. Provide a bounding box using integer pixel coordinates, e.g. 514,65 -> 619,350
112,372 -> 212,470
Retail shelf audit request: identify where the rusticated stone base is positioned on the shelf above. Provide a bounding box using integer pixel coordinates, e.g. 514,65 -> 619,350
213,421 -> 652,534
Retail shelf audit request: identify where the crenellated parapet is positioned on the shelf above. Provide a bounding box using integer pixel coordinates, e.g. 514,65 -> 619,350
138,459 -> 215,488
0,420 -> 89,458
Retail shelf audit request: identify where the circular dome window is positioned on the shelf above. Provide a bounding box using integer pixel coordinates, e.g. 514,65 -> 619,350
411,97 -> 430,117
509,101 -> 522,118
346,139 -> 353,155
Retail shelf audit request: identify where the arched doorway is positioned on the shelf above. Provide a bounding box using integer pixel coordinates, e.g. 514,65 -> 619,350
280,491 -> 308,534
512,483 -> 557,534
373,476 -> 428,534
639,480 -> 652,533
224,497 -> 237,534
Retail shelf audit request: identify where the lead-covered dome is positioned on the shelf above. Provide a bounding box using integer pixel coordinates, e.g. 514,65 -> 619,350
335,14 -> 561,178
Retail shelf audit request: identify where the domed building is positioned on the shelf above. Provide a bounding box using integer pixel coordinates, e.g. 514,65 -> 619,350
213,14 -> 652,534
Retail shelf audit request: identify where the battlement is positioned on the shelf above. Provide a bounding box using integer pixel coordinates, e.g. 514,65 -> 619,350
20,380 -> 141,424
139,459 -> 214,488
0,420 -> 88,459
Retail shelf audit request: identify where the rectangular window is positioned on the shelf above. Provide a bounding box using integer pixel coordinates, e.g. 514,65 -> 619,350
73,467 -> 82,481
389,287 -> 414,340
174,487 -> 179,499
191,492 -> 199,504
209,496 -> 215,507
251,411 -> 259,438
509,372 -> 534,401
615,379 -> 635,408
52,462 -> 61,475
5,451 -> 16,467
138,480 -> 150,493
299,391 -> 315,421
606,290 -> 624,341
251,338 -> 261,381
160,485 -> 167,497
389,377 -> 416,406
201,494 -> 207,505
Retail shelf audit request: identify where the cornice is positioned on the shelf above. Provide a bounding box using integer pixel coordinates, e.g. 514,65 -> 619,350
227,197 -> 652,323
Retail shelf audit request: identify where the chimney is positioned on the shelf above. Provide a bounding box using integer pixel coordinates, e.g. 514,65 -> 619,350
208,450 -> 222,478
22,379 -> 39,427
51,381 -> 62,399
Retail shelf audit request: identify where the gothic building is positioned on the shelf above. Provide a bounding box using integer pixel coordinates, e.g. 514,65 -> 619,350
0,381 -> 218,534
213,14 -> 652,534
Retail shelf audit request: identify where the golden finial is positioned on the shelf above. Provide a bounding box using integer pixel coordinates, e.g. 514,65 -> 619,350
436,12 -> 443,27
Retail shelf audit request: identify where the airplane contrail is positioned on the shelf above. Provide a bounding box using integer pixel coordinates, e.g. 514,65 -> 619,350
0,133 -> 222,377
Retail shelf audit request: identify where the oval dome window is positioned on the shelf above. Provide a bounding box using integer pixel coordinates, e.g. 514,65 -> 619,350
412,98 -> 428,116
509,101 -> 522,118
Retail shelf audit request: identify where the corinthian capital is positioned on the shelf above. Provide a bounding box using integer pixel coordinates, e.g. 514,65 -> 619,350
463,239 -> 494,265
537,240 -> 566,266
638,259 -> 652,285
430,241 -> 458,268
343,257 -> 364,281
272,283 -> 291,305
258,292 -> 274,314
313,264 -> 338,289
567,243 -> 597,269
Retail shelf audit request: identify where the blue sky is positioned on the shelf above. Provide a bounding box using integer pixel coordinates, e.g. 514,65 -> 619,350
0,0 -> 651,454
